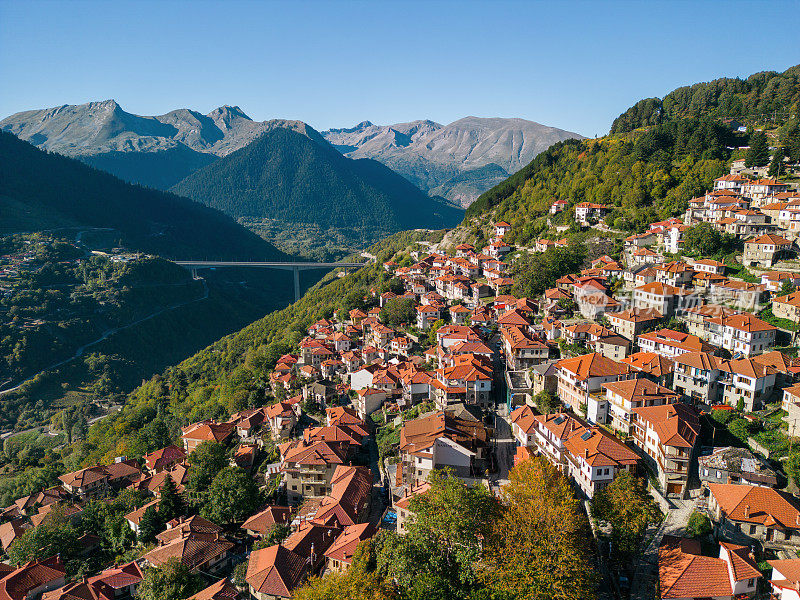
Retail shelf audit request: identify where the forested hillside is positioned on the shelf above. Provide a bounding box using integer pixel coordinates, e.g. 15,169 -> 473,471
611,65 -> 800,133
171,126 -> 463,251
0,235 -> 306,433
0,131 -> 289,261
25,230 -> 441,472
464,65 -> 800,245
465,118 -> 738,242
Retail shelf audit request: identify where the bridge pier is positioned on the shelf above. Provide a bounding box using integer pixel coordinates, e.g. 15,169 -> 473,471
293,266 -> 300,303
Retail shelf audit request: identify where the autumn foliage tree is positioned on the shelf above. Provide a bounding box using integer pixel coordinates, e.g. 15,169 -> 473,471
294,539 -> 397,600
482,457 -> 597,600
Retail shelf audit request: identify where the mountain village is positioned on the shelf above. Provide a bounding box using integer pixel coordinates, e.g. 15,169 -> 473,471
4,156 -> 800,600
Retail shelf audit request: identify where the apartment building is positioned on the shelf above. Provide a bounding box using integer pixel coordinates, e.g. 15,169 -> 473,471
601,378 -> 679,434
280,440 -> 350,505
631,403 -> 700,497
555,352 -> 631,424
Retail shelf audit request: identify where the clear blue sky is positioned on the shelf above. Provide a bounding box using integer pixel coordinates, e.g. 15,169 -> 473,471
1,0 -> 797,137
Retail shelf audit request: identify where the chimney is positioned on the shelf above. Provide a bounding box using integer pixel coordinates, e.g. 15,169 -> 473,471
744,504 -> 750,518
584,449 -> 589,459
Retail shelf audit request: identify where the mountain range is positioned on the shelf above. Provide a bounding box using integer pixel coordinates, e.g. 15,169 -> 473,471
170,125 -> 463,242
322,117 -> 584,206
1,101 -> 583,207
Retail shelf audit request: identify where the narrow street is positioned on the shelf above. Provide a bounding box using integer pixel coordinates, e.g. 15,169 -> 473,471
629,498 -> 696,600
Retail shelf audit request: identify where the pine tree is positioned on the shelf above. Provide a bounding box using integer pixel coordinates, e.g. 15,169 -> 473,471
138,505 -> 163,544
746,132 -> 770,167
769,146 -> 785,177
158,476 -> 183,522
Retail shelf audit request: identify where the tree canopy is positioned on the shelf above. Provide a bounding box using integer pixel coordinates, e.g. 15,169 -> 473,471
482,457 -> 597,600
201,466 -> 261,524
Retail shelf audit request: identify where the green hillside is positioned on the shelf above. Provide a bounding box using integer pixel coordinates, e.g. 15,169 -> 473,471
170,126 -> 463,250
465,66 -> 800,244
0,131 -> 289,261
611,65 -> 800,133
80,144 -> 217,190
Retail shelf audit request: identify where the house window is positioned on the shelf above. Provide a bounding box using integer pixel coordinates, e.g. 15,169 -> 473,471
749,524 -> 756,534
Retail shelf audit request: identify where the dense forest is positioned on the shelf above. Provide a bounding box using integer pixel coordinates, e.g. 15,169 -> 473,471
0,131 -> 289,261
611,65 -> 800,133
170,126 -> 463,248
465,117 -> 739,243
0,234 -> 312,434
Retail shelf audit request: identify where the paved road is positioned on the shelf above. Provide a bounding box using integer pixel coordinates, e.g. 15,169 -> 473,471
629,498 -> 696,600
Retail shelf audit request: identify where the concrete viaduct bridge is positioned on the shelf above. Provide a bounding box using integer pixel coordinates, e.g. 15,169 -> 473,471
173,261 -> 368,302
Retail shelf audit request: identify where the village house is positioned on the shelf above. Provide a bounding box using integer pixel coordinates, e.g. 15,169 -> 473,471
0,556 -> 66,600
555,352 -> 631,424
633,281 -> 699,317
510,404 -> 538,448
631,403 -> 699,497
782,383 -> 800,436
621,351 -> 674,387
606,308 -> 662,341
704,312 -> 777,357
709,279 -> 768,311
773,291 -> 800,324
637,328 -> 713,359
394,482 -> 431,535
181,420 -> 235,454
563,426 -> 640,498
743,233 -> 793,267
574,202 -> 610,225
707,483 -> 800,547
768,559 -> 800,600
699,446 -> 777,488
398,410 -> 490,487
673,351 -> 722,404
325,523 -> 377,573
658,536 -> 761,600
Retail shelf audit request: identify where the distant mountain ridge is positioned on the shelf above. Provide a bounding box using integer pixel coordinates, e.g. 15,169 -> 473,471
0,100 -> 322,189
1,102 -> 584,206
322,116 -> 584,206
170,125 -> 463,247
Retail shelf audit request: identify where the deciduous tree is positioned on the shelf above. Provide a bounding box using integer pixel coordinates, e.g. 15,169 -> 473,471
483,457 -> 597,600
186,441 -> 227,492
202,466 -> 261,524
137,559 -> 200,600
590,471 -> 661,565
